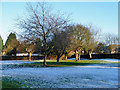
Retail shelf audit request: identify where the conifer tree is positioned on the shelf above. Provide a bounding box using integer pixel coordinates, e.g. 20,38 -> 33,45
3,33 -> 19,55
0,35 -> 3,55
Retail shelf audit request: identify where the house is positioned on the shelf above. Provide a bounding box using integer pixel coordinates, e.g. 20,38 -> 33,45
110,44 -> 120,53
16,53 -> 41,56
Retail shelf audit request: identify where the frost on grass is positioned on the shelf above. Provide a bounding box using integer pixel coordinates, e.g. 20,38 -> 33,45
1,60 -> 35,70
2,65 -> 118,88
1,60 -> 119,88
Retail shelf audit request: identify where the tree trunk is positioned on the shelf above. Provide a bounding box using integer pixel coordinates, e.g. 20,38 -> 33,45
43,55 -> 47,66
57,55 -> 60,62
65,55 -> 67,60
78,49 -> 81,60
57,50 -> 65,62
78,54 -> 80,60
76,50 -> 78,61
56,50 -> 60,62
28,52 -> 32,61
89,52 -> 92,60
65,52 -> 68,60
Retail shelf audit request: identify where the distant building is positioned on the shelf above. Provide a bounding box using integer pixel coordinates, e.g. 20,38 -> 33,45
110,44 -> 120,54
16,53 -> 28,56
16,53 -> 41,56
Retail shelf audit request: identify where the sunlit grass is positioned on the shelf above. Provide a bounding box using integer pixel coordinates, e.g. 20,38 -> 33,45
19,59 -> 119,67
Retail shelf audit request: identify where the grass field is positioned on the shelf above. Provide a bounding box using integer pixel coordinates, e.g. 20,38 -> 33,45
19,60 -> 119,67
2,77 -> 24,88
1,59 -> 119,88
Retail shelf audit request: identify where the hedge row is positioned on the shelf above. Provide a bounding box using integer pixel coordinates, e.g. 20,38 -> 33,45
1,55 -> 57,60
71,53 -> 120,59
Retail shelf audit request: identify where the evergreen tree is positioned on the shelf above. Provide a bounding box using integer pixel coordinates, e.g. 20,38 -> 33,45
95,42 -> 106,54
0,35 -> 3,55
3,33 -> 19,55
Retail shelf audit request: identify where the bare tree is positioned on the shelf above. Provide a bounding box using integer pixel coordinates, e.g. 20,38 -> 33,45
104,33 -> 118,46
69,24 -> 98,60
69,24 -> 87,60
52,26 -> 73,62
83,25 -> 99,59
16,2 -> 69,65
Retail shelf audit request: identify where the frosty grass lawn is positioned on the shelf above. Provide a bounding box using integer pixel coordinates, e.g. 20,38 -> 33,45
1,59 -> 119,88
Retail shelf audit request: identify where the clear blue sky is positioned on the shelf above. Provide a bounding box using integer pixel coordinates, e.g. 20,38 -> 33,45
1,2 -> 118,44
